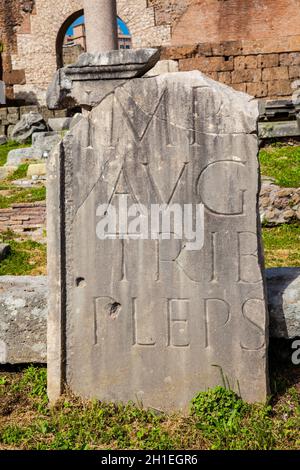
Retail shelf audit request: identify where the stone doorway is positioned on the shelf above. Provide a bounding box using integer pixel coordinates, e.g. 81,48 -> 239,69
56,11 -> 132,68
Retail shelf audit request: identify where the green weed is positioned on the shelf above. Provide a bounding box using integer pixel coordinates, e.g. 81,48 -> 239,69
259,145 -> 300,187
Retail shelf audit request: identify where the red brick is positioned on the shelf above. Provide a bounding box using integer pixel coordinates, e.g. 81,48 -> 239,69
179,56 -> 234,73
246,82 -> 268,98
0,209 -> 14,214
231,83 -> 247,93
218,71 -> 232,85
280,52 -> 300,66
234,55 -> 257,70
262,67 -> 289,81
18,13 -> 31,34
231,69 -> 261,84
24,224 -> 43,229
205,72 -> 218,81
289,66 -> 300,79
161,45 -> 198,60
268,80 -> 292,96
8,225 -> 24,231
241,36 -> 300,55
3,69 -> 25,85
257,54 -> 279,68
11,215 -> 30,221
211,41 -> 243,57
197,43 -> 213,57
12,202 -> 45,208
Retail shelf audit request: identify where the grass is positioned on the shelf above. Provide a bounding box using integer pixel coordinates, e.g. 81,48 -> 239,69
7,163 -> 29,181
0,231 -> 46,275
0,142 -> 45,208
0,365 -> 299,450
262,223 -> 300,268
259,144 -> 300,188
0,225 -> 296,275
0,141 -> 31,167
0,223 -> 297,276
0,184 -> 45,209
0,142 -> 298,449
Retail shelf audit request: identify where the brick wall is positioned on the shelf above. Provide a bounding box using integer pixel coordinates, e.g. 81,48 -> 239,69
169,0 -> 300,46
0,0 -> 35,101
0,202 -> 46,233
7,0 -> 170,105
1,0 -> 300,103
162,38 -> 300,99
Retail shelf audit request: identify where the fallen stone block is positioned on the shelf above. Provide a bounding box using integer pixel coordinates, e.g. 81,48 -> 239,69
31,131 -> 61,159
48,117 -> 72,132
11,112 -> 47,143
27,163 -> 46,177
6,132 -> 62,167
0,276 -> 47,364
259,121 -> 300,139
6,148 -> 33,166
145,60 -> 179,77
267,267 -> 300,339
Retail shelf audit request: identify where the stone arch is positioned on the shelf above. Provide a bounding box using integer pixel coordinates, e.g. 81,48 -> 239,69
56,9 -> 84,69
11,0 -> 171,105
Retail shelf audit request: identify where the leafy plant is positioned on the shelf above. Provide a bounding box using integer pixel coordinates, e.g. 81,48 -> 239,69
191,386 -> 247,428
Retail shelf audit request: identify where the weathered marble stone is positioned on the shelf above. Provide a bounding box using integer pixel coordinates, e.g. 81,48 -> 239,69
27,163 -> 46,177
48,117 -> 72,132
258,121 -> 300,139
47,71 -> 268,410
0,276 -> 47,364
6,148 -> 33,166
145,60 -> 179,77
0,269 -> 299,365
11,112 -> 47,143
47,49 -> 160,110
267,268 -> 300,339
31,132 -> 61,158
70,113 -> 83,130
6,132 -> 61,166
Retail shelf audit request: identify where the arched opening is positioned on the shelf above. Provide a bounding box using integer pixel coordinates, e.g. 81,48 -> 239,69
56,12 -> 132,68
56,10 -> 84,69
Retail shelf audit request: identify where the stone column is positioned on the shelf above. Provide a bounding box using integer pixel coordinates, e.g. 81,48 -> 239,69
84,0 -> 118,53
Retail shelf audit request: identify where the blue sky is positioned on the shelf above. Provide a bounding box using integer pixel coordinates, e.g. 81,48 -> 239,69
67,16 -> 130,36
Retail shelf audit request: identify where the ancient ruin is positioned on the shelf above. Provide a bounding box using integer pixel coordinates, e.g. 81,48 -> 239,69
1,1 -> 300,105
46,0 -> 269,410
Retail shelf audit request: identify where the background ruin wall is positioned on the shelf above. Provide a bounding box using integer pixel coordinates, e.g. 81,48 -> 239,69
0,0 -> 300,104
